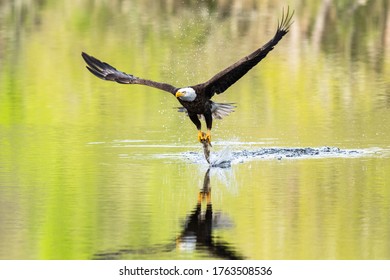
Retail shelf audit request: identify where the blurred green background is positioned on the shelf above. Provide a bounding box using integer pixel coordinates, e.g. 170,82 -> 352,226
0,0 -> 389,259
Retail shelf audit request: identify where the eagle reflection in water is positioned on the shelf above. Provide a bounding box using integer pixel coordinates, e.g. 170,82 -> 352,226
93,169 -> 243,260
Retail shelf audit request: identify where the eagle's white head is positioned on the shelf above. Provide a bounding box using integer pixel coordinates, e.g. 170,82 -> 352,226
175,87 -> 196,102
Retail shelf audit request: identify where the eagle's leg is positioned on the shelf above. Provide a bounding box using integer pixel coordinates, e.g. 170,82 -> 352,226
204,112 -> 212,144
189,113 -> 204,142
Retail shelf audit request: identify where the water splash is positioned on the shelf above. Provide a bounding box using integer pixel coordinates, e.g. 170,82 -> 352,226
210,146 -> 233,168
87,139 -> 383,166
183,146 -> 379,167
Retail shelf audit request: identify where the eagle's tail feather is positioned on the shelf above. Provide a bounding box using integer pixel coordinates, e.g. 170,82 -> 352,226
210,102 -> 236,119
176,102 -> 236,120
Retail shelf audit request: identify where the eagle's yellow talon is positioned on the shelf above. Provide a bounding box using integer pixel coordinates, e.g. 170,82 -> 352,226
199,131 -> 211,144
205,130 -> 211,144
198,131 -> 203,142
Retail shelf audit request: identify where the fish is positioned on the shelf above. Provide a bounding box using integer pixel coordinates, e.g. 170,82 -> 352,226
200,132 -> 212,164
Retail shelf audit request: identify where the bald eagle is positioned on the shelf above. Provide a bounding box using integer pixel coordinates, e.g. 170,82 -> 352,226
82,9 -> 293,144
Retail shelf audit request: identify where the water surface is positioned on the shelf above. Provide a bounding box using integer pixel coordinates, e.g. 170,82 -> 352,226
1,0 -> 390,259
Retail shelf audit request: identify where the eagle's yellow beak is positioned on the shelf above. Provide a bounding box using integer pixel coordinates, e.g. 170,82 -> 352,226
175,91 -> 185,98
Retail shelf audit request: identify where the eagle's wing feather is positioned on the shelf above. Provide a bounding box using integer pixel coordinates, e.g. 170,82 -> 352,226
81,52 -> 177,95
200,8 -> 294,98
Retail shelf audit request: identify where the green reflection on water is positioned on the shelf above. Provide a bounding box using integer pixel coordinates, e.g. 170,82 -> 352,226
0,0 -> 390,259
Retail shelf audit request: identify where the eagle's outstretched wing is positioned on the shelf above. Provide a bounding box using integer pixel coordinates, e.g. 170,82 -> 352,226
199,7 -> 294,98
81,52 -> 178,95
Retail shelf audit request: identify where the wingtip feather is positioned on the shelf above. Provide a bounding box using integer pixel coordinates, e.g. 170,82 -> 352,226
278,6 -> 295,32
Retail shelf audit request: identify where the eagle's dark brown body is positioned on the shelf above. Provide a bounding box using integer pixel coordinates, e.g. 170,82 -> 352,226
179,86 -> 211,114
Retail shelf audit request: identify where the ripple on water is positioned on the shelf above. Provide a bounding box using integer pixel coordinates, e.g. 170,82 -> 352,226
182,146 -> 382,167
87,140 -> 384,167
